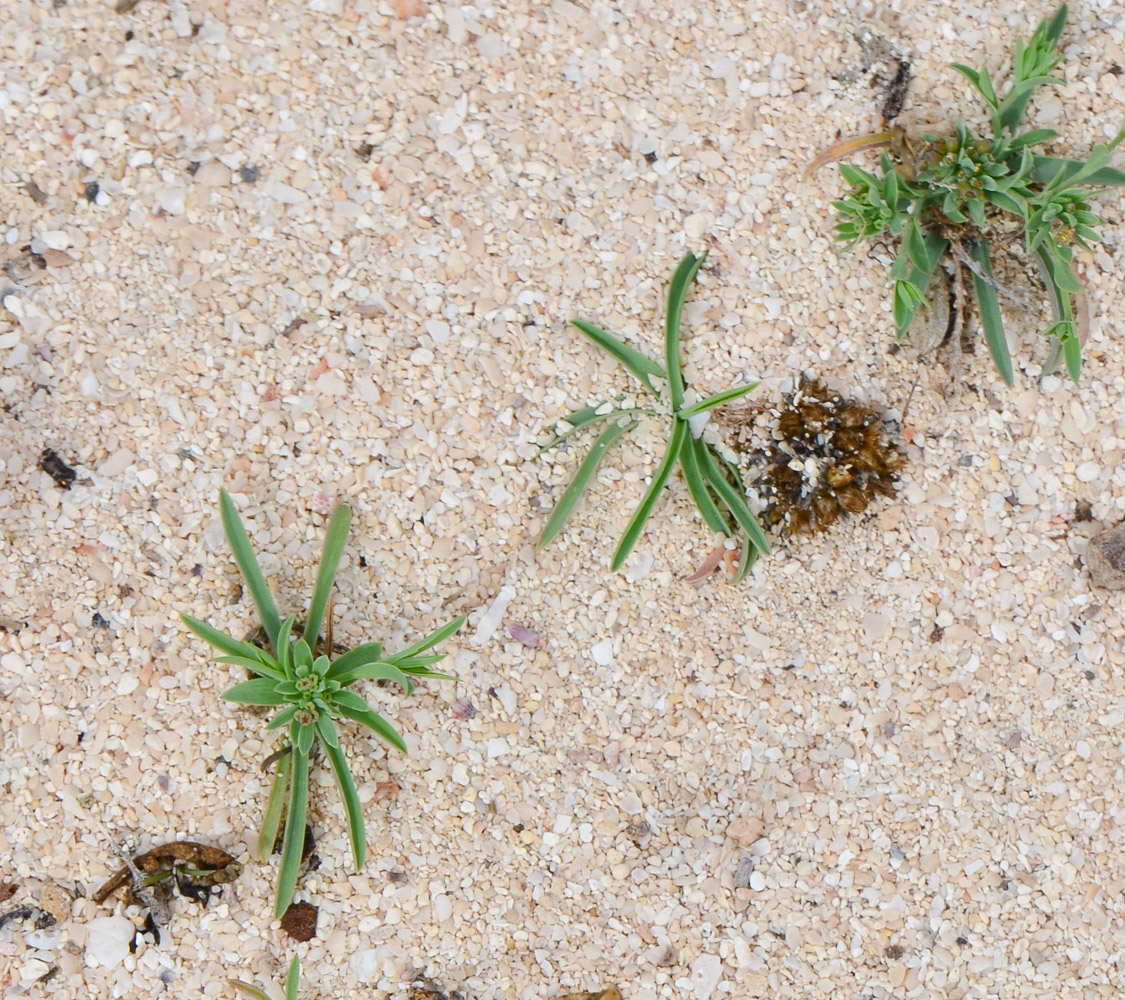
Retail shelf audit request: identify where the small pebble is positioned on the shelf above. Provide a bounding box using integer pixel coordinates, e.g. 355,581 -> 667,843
591,639 -> 613,666
689,954 -> 722,1000
1075,461 -> 1101,483
85,916 -> 134,967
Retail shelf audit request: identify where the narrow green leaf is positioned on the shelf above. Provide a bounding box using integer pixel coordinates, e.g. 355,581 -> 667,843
697,443 -> 772,557
275,743 -> 309,916
986,188 -> 1027,216
391,614 -> 468,661
392,653 -> 446,670
333,700 -> 408,754
223,678 -> 290,706
285,956 -> 301,1000
950,63 -> 982,92
968,241 -> 1014,385
537,418 -> 637,550
332,660 -> 413,693
1007,128 -> 1058,151
292,638 -> 314,670
571,319 -> 666,396
302,502 -> 351,650
889,232 -> 948,340
538,399 -> 632,450
611,419 -> 688,572
730,535 -> 755,584
315,713 -> 340,750
904,219 -> 930,272
181,614 -> 283,677
330,689 -> 371,713
676,382 -> 758,419
323,741 -> 366,869
1062,331 -> 1082,382
398,667 -> 455,682
213,654 -> 286,681
295,721 -> 315,756
1044,4 -> 1068,46
219,490 -> 282,647
266,704 -> 300,731
324,642 -> 384,681
680,433 -> 730,536
274,616 -> 295,675
257,748 -> 290,862
664,252 -> 706,411
999,76 -> 1066,133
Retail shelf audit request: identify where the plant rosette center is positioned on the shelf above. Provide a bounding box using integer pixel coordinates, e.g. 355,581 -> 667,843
278,655 -> 341,714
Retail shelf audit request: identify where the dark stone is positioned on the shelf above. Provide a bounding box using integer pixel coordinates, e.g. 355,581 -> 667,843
280,900 -> 318,942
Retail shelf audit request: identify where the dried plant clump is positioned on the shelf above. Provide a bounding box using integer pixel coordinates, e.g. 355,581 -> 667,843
731,379 -> 902,536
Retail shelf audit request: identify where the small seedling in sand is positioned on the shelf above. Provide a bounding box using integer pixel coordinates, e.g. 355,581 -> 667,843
230,955 -> 301,1000
538,251 -> 770,581
183,491 -> 464,916
813,5 -> 1125,383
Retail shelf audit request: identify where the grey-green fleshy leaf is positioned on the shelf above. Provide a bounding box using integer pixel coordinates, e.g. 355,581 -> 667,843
679,433 -> 730,536
968,241 -> 1014,385
1030,155 -> 1125,187
329,660 -> 413,693
391,614 -> 467,660
697,443 -> 772,558
538,417 -> 637,551
663,251 -> 706,411
538,399 -> 634,450
266,704 -> 300,731
181,614 -> 285,680
571,319 -> 667,396
324,642 -> 384,681
676,382 -> 758,419
331,695 -> 408,754
213,653 -> 286,681
315,713 -> 340,750
295,722 -> 315,756
274,616 -> 295,675
275,742 -> 309,916
219,490 -> 282,647
223,678 -> 290,706
611,418 -> 688,572
257,749 -> 290,862
302,503 -> 350,650
285,956 -> 301,1000
323,740 -> 366,869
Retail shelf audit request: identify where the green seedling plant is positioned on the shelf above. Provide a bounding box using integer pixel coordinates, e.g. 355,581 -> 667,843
183,490 -> 464,916
538,251 -> 770,581
230,955 -> 301,1000
825,5 -> 1125,383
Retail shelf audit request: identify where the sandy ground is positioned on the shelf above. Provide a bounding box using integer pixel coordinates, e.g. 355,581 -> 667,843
3,0 -> 1125,997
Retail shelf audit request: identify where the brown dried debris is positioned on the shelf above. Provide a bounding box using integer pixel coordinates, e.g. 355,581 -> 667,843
728,378 -> 902,537
92,841 -> 241,909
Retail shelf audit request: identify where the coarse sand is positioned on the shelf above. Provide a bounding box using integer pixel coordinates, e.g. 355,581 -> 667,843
2,1 -> 1125,997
